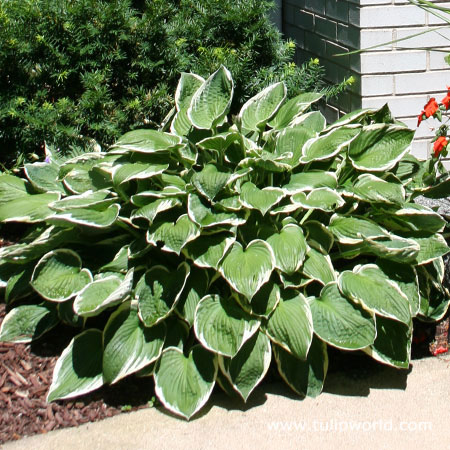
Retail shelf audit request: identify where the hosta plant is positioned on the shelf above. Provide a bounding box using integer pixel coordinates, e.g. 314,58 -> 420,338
1,67 -> 450,420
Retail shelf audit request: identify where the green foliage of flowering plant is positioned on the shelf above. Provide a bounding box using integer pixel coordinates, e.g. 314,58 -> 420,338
1,67 -> 449,419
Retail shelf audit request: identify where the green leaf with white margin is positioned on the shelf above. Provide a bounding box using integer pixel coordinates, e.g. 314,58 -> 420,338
362,236 -> 420,264
0,192 -> 60,223
265,290 -> 313,360
49,190 -> 115,211
0,173 -> 29,205
154,345 -> 217,420
283,171 -> 337,195
187,66 -> 234,130
99,246 -> 129,273
131,186 -> 185,206
218,331 -> 271,402
274,127 -> 315,168
302,248 -> 336,285
24,162 -> 66,194
274,335 -> 328,398
49,204 -> 120,229
197,131 -> 240,152
409,233 -> 450,265
250,280 -> 280,318
147,214 -> 200,255
31,249 -> 93,302
339,264 -> 411,325
188,194 -> 246,228
239,182 -> 285,216
175,268 -> 209,327
136,263 -> 190,327
391,203 -> 446,233
62,168 -> 111,194
351,174 -> 405,205
279,271 -> 313,290
268,92 -> 323,130
184,232 -> 235,270
289,110 -> 327,133
220,240 -> 275,299
47,329 -> 103,402
239,82 -> 286,131
292,188 -> 345,212
329,214 -> 388,244
0,303 -> 59,343
309,282 -> 376,350
267,224 -> 308,275
348,124 -> 414,171
363,316 -> 412,369
191,164 -> 233,202
110,129 -> 183,154
74,270 -> 134,317
303,220 -> 334,254
112,163 -> 168,186
131,198 -> 181,228
194,295 -> 260,357
5,265 -> 34,304
300,125 -> 361,164
103,303 -> 166,384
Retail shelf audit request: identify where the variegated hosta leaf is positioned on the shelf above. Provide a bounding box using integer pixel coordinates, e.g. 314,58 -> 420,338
110,129 -> 182,153
112,163 -> 168,186
292,188 -> 345,212
197,132 -> 240,152
131,186 -> 185,206
47,329 -> 104,402
268,92 -> 323,130
283,171 -> 337,195
220,240 -> 275,299
351,174 -> 405,205
339,264 -> 411,325
131,198 -> 181,227
289,110 -> 327,133
348,124 -> 414,171
245,151 -> 293,173
239,82 -> 286,131
266,291 -> 313,360
184,232 -> 235,270
49,190 -> 114,211
74,270 -> 134,317
274,127 -> 315,168
302,248 -> 336,285
309,283 -> 376,350
188,194 -> 246,228
250,281 -> 280,318
329,214 -> 388,244
0,303 -> 59,343
136,263 -> 190,327
274,335 -> 328,398
191,164 -> 233,202
391,204 -> 446,234
147,214 -> 200,255
409,233 -> 450,265
300,125 -> 361,164
267,224 -> 308,275
175,72 -> 205,111
187,66 -> 234,130
103,303 -> 166,384
239,182 -> 285,216
303,221 -> 334,254
154,346 -> 217,420
0,192 -> 60,223
163,317 -> 190,350
31,249 -> 93,302
279,271 -> 313,290
62,168 -> 110,194
194,295 -> 260,357
175,268 -> 209,327
100,246 -> 129,273
219,331 -> 271,402
362,236 -> 420,264
0,173 -> 29,205
4,265 -> 34,304
49,203 -> 120,228
24,162 -> 66,194
363,316 -> 412,369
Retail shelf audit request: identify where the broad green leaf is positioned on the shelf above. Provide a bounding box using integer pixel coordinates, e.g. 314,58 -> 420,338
111,129 -> 182,153
188,66 -> 234,130
164,317 -> 190,350
348,124 -> 414,171
191,165 -> 233,201
302,248 -> 336,285
239,182 -> 285,216
290,110 -> 327,133
5,265 -> 34,304
219,331 -> 271,402
154,346 -> 217,420
194,295 -> 260,357
243,151 -> 293,173
339,264 -> 411,325
62,168 -> 111,194
303,220 -> 334,254
47,329 -> 103,402
0,192 -> 60,223
309,283 -> 376,350
197,132 -> 240,152
112,163 -> 168,186
267,224 -> 308,275
274,336 -> 328,398
410,233 -> 450,265
279,271 -> 313,289
220,240 -> 275,299
283,171 -> 337,194
24,162 -> 66,194
147,214 -> 200,255
31,249 -> 93,302
362,236 -> 420,264
292,188 -> 345,212
103,303 -> 166,384
268,92 -> 323,129
0,174 -> 29,205
99,246 -> 129,273
363,316 -> 412,369
131,186 -> 185,206
329,215 -> 388,244
131,198 -> 181,227
175,72 -> 205,111
49,203 -> 120,228
239,82 -> 286,131
137,263 -> 189,327
250,281 -> 280,318
392,204 -> 446,233
351,174 -> 405,205
0,303 -> 59,343
49,190 -> 114,211
274,127 -> 315,168
300,125 -> 360,163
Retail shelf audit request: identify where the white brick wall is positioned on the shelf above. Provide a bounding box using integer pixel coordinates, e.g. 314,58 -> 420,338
282,0 -> 450,159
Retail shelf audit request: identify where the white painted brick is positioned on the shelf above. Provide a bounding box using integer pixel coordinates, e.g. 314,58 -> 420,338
360,51 -> 427,74
360,29 -> 394,50
429,50 -> 450,70
402,117 -> 443,139
410,140 -> 430,161
396,27 -> 450,49
359,6 -> 426,28
428,3 -> 450,25
361,94 -> 430,118
361,74 -> 395,96
394,71 -> 449,94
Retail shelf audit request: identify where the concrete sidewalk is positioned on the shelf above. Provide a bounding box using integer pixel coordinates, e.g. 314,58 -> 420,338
3,354 -> 450,450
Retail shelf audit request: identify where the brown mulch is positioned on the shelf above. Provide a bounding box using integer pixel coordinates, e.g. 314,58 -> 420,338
0,302 -> 157,445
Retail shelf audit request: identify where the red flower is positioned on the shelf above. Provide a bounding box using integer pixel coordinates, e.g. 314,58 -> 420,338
418,98 -> 439,126
441,87 -> 450,110
433,136 -> 448,157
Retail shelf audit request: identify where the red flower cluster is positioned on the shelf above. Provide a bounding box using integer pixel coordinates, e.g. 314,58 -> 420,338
442,86 -> 450,110
417,98 -> 439,126
434,136 -> 448,158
